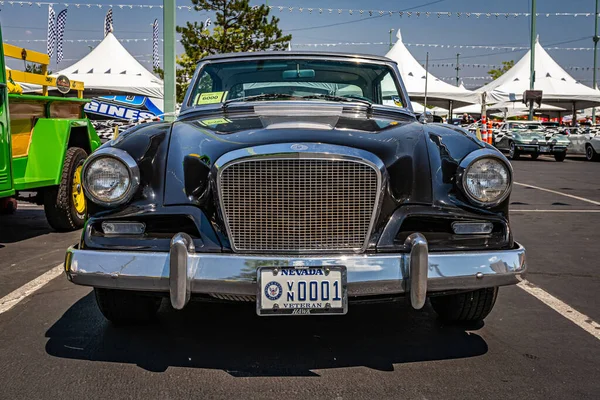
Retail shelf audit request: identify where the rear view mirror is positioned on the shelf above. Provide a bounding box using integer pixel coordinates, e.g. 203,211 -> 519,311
283,69 -> 315,79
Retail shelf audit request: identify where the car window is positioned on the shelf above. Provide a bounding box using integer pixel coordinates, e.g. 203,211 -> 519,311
188,58 -> 406,107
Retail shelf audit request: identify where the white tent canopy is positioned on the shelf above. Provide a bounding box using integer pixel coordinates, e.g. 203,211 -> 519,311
477,37 -> 600,111
53,33 -> 163,98
385,29 -> 480,109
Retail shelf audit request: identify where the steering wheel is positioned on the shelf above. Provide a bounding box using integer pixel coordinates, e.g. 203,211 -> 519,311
340,94 -> 373,103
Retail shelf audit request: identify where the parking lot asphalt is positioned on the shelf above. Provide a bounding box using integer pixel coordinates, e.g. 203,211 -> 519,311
0,155 -> 598,399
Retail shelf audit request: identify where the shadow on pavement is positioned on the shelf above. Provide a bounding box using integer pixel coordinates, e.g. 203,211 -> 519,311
0,209 -> 53,243
45,293 -> 488,376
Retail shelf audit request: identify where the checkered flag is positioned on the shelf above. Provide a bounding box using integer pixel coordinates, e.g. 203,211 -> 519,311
55,9 -> 68,64
104,8 -> 113,37
205,18 -> 211,27
152,19 -> 159,69
47,5 -> 55,58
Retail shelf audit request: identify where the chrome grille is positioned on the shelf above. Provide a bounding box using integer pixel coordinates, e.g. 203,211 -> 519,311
218,157 -> 380,253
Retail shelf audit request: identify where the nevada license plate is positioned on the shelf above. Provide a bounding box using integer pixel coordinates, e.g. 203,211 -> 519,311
257,266 -> 347,316
540,146 -> 550,152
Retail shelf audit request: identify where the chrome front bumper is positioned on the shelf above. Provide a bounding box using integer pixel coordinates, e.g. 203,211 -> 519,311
65,233 -> 527,310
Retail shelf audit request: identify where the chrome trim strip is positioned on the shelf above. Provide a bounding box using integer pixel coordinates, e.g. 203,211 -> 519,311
213,143 -> 386,254
81,147 -> 140,207
65,242 -> 527,300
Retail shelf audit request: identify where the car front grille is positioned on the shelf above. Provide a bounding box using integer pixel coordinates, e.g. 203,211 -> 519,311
218,157 -> 380,253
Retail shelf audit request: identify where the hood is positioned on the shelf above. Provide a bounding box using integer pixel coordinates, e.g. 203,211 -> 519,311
512,130 -> 570,144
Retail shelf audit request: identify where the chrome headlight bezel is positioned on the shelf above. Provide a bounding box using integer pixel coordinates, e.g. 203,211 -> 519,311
455,148 -> 513,208
82,147 -> 140,207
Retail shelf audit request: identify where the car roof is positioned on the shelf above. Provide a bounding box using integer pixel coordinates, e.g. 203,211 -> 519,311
201,51 -> 394,64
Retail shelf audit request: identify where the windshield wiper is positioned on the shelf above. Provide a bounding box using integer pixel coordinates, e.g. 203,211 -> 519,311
300,94 -> 373,108
222,93 -> 297,108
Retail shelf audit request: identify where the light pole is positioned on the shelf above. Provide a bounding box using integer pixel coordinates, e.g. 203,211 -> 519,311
455,53 -> 460,87
528,0 -> 537,120
389,29 -> 394,50
593,0 -> 599,124
163,0 -> 176,121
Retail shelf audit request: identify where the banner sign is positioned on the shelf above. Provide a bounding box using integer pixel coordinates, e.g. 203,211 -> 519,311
84,95 -> 163,121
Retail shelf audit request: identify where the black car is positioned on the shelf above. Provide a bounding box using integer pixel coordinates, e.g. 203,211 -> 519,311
65,52 -> 526,325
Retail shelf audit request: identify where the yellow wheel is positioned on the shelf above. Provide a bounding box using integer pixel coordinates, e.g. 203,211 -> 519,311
72,164 -> 86,215
44,147 -> 88,231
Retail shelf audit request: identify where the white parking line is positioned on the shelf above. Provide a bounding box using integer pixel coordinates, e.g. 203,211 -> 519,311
0,264 -> 63,315
511,209 -> 600,213
514,182 -> 600,206
518,279 -> 600,341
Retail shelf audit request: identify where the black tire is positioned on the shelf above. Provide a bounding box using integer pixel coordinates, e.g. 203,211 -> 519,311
530,153 -> 539,160
43,147 -> 88,231
586,144 -> 600,161
94,288 -> 161,325
430,287 -> 498,323
508,142 -> 520,160
554,152 -> 566,162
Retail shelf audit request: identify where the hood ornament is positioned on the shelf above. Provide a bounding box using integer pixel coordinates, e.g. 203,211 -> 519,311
290,144 -> 309,151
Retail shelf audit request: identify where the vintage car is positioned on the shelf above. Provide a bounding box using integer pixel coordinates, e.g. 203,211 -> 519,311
64,52 -> 526,324
494,120 -> 571,161
562,127 -> 600,161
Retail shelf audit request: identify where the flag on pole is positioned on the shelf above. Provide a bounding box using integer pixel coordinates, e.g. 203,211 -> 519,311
55,9 -> 68,64
47,5 -> 56,58
152,19 -> 160,69
104,8 -> 113,37
205,18 -> 212,27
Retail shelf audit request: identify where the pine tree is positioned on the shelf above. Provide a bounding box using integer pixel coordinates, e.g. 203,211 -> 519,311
158,0 -> 291,102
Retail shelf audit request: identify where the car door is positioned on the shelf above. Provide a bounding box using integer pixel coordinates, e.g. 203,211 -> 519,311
0,28 -> 12,194
567,129 -> 587,155
494,124 -> 509,150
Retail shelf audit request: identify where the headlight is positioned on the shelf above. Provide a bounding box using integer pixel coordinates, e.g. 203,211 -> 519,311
82,148 -> 140,207
457,149 -> 512,207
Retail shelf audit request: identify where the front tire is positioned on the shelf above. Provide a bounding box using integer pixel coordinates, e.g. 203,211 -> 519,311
430,287 -> 498,323
586,144 -> 600,161
508,142 -> 520,160
554,152 -> 566,162
43,147 -> 88,231
94,288 -> 161,325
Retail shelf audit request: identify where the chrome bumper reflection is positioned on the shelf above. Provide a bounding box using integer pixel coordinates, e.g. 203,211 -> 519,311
65,233 -> 526,310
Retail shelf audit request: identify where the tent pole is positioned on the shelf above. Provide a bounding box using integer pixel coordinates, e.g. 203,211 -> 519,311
572,102 -> 577,126
424,52 -> 429,111
163,0 -> 177,122
593,0 -> 599,125
528,0 -> 537,120
455,53 -> 460,87
448,100 -> 453,121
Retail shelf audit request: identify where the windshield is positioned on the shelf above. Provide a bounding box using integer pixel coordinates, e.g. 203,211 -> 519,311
509,123 -> 544,130
187,58 -> 406,108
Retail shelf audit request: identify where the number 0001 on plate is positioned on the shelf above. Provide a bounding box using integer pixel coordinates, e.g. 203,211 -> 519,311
257,266 -> 347,316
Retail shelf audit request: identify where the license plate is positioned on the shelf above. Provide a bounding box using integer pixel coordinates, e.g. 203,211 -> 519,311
257,266 -> 347,316
540,146 -> 550,152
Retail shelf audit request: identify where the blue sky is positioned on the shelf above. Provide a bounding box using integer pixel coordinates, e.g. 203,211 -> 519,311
0,0 -> 598,88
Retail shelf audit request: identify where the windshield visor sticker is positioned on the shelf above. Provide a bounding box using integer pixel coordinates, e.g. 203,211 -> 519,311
195,91 -> 228,105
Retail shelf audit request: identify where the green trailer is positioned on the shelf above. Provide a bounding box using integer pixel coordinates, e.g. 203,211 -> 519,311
0,37 -> 101,231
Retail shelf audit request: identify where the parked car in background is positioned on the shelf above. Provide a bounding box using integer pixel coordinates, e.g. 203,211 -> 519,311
494,120 -> 571,161
64,51 -> 526,326
564,127 -> 600,161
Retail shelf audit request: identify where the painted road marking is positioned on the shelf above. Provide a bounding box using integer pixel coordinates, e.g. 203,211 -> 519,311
518,279 -> 600,341
0,264 -> 63,315
514,182 -> 600,206
511,209 -> 600,213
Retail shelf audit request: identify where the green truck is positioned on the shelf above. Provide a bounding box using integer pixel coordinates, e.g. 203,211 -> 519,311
0,38 -> 101,231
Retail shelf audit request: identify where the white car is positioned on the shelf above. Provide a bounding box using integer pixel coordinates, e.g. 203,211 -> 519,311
566,128 -> 600,161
